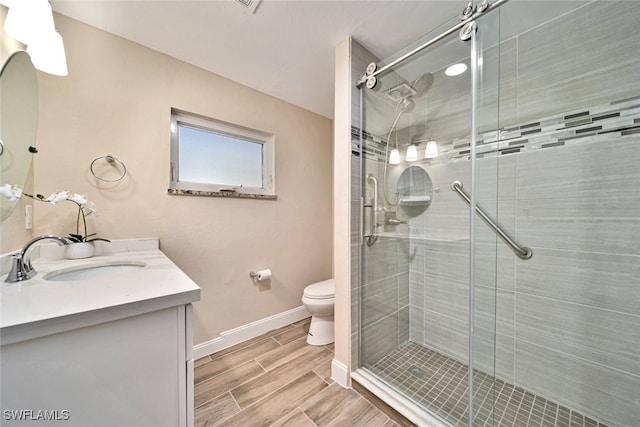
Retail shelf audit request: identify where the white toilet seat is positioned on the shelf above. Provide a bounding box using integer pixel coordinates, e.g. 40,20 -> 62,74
303,279 -> 334,299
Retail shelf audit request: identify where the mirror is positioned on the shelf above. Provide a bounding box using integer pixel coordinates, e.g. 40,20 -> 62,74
397,165 -> 433,216
0,51 -> 38,221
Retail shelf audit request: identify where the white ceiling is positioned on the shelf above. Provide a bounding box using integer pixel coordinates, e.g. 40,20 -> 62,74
50,0 -> 467,119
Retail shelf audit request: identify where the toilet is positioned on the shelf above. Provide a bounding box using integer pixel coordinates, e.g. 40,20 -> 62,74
301,279 -> 335,345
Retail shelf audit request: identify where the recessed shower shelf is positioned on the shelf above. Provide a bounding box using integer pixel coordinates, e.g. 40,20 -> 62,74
398,195 -> 431,205
377,232 -> 468,243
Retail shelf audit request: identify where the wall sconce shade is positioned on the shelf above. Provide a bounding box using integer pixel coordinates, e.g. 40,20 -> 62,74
3,0 -> 68,76
26,30 -> 68,76
389,148 -> 401,165
4,0 -> 55,44
425,139 -> 438,159
405,144 -> 418,162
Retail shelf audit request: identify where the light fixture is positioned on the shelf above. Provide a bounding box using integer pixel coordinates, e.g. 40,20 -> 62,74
425,138 -> 438,159
405,144 -> 418,162
445,63 -> 467,77
4,0 -> 54,44
389,131 -> 401,165
389,148 -> 401,165
27,30 -> 68,76
3,0 -> 68,76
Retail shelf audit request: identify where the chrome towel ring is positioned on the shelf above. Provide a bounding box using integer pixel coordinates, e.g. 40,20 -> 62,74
90,155 -> 127,182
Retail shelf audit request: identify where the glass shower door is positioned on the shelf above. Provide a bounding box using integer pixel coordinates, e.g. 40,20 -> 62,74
483,1 -> 640,426
358,12 -> 501,425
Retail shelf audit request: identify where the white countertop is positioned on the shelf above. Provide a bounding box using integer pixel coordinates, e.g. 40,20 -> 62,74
1,238 -> 200,345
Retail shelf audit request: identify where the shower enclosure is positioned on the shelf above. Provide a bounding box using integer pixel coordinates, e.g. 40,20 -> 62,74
352,1 -> 640,426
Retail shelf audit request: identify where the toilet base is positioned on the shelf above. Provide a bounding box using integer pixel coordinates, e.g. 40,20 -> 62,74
307,315 -> 334,345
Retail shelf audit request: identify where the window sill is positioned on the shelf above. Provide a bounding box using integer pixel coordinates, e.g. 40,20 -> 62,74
167,189 -> 277,201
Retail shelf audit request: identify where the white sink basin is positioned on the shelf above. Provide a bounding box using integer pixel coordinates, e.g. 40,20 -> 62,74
43,261 -> 147,281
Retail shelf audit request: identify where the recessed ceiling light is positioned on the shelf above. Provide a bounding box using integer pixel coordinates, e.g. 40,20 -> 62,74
445,63 -> 467,76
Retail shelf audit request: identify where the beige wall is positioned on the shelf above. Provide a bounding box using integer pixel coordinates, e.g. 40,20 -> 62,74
2,12 -> 333,345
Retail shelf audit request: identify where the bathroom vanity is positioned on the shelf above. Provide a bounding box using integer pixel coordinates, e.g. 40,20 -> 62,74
0,239 -> 200,427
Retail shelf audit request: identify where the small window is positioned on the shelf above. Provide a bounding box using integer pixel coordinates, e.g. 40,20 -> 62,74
170,110 -> 275,197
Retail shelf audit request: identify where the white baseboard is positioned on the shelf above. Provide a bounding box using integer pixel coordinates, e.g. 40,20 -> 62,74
193,305 -> 311,360
331,358 -> 350,388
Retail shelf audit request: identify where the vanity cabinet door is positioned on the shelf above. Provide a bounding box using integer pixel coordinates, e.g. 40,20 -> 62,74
1,305 -> 192,427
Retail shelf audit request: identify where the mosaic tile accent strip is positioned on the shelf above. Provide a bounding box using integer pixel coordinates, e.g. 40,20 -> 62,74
365,342 -> 610,427
353,96 -> 640,164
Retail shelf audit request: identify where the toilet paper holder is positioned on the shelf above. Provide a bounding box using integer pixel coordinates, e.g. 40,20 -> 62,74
249,269 -> 272,281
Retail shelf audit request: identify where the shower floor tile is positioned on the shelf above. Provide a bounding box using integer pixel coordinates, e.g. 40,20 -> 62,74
367,342 -> 610,427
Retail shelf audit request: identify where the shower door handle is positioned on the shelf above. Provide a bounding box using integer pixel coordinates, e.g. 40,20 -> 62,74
365,174 -> 379,247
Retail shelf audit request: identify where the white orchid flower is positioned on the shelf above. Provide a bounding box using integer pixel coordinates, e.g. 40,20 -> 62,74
46,190 -> 70,204
0,184 -> 22,201
82,201 -> 97,216
69,193 -> 88,205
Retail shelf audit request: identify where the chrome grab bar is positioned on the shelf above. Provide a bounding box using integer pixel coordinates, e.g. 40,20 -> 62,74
365,174 -> 379,247
451,180 -> 532,260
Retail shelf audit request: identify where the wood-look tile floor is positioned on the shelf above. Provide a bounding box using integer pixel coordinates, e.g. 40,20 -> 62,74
194,318 -> 402,427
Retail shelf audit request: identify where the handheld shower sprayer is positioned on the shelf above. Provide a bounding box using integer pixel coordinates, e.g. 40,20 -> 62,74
382,72 -> 435,206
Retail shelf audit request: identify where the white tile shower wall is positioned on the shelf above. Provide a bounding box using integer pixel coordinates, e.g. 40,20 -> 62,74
407,3 -> 640,424
515,2 -> 640,124
408,134 -> 640,426
512,137 -> 640,426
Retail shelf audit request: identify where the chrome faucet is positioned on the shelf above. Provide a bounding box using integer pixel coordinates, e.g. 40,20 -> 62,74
5,235 -> 69,283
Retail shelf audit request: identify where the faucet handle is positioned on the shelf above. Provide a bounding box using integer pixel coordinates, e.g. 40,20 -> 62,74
5,253 -> 29,283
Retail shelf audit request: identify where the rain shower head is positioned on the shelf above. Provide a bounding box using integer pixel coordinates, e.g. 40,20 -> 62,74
411,73 -> 434,97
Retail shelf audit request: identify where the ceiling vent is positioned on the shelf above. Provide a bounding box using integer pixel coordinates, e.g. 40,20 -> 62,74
235,0 -> 262,14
